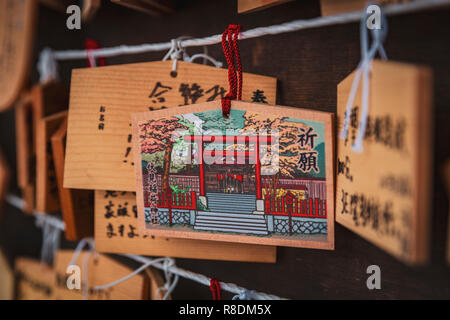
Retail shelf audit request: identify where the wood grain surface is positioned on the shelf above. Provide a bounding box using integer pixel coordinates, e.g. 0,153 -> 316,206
51,117 -> 94,241
0,0 -> 37,111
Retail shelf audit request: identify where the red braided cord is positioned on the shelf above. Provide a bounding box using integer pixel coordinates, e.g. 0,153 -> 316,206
221,24 -> 242,118
232,26 -> 242,100
209,278 -> 222,300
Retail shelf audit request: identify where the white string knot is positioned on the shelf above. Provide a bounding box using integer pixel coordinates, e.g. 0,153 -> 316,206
339,3 -> 388,153
232,289 -> 256,300
35,213 -> 62,266
37,47 -> 59,83
163,37 -> 191,76
156,257 -> 179,300
187,53 -> 223,68
163,36 -> 222,75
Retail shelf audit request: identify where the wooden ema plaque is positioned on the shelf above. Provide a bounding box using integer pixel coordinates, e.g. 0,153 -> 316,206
0,0 -> 37,111
15,93 -> 35,214
95,190 -> 277,262
0,249 -> 13,300
15,258 -> 56,300
30,82 -> 69,143
336,60 -> 433,265
51,117 -> 94,241
54,250 -> 149,300
36,111 -> 68,213
132,100 -> 335,249
15,82 -> 68,213
64,60 -> 276,192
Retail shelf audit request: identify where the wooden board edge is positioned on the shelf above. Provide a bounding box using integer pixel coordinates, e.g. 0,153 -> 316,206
412,66 -> 433,265
0,0 -> 37,110
35,110 -> 67,213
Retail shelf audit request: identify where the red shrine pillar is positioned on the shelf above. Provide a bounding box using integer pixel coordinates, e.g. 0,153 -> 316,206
198,140 -> 205,196
255,136 -> 262,200
184,135 -> 207,197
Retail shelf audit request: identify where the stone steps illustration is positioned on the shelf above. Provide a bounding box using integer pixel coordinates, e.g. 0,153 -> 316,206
194,210 -> 268,235
206,192 -> 257,214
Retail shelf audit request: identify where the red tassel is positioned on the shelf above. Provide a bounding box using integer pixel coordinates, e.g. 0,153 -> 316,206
221,24 -> 242,118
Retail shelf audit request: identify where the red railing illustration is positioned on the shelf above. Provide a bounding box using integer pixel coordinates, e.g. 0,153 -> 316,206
264,193 -> 327,218
144,191 -> 197,210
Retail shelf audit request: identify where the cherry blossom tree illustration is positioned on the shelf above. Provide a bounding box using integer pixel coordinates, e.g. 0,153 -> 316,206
139,117 -> 188,193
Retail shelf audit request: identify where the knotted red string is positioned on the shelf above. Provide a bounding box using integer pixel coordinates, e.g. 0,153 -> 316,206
210,278 -> 222,300
221,24 -> 242,118
85,39 -> 106,68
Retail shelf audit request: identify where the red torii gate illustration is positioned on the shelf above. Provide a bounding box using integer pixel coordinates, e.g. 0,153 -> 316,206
183,135 -> 273,200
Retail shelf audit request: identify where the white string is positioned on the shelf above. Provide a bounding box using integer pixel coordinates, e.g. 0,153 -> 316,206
37,47 -> 59,83
38,0 -> 448,64
5,193 -> 285,300
5,194 -> 66,229
156,36 -> 221,75
36,0 -> 449,82
339,3 -> 388,152
187,54 -> 223,68
92,257 -> 176,300
233,289 -> 256,300
162,37 -> 190,75
86,48 -> 97,68
125,254 -> 286,300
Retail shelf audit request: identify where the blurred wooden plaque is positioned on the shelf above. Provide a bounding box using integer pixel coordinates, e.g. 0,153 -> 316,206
54,250 -> 148,300
0,249 -> 13,300
64,60 -> 276,192
36,111 -> 67,213
15,258 -> 56,300
51,117 -> 94,241
15,82 -> 68,213
146,267 -> 168,300
95,190 -> 277,262
15,92 -> 35,213
336,60 -> 433,265
0,0 -> 37,111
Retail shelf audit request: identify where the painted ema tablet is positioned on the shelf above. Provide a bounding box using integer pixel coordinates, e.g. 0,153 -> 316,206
132,100 -> 335,249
